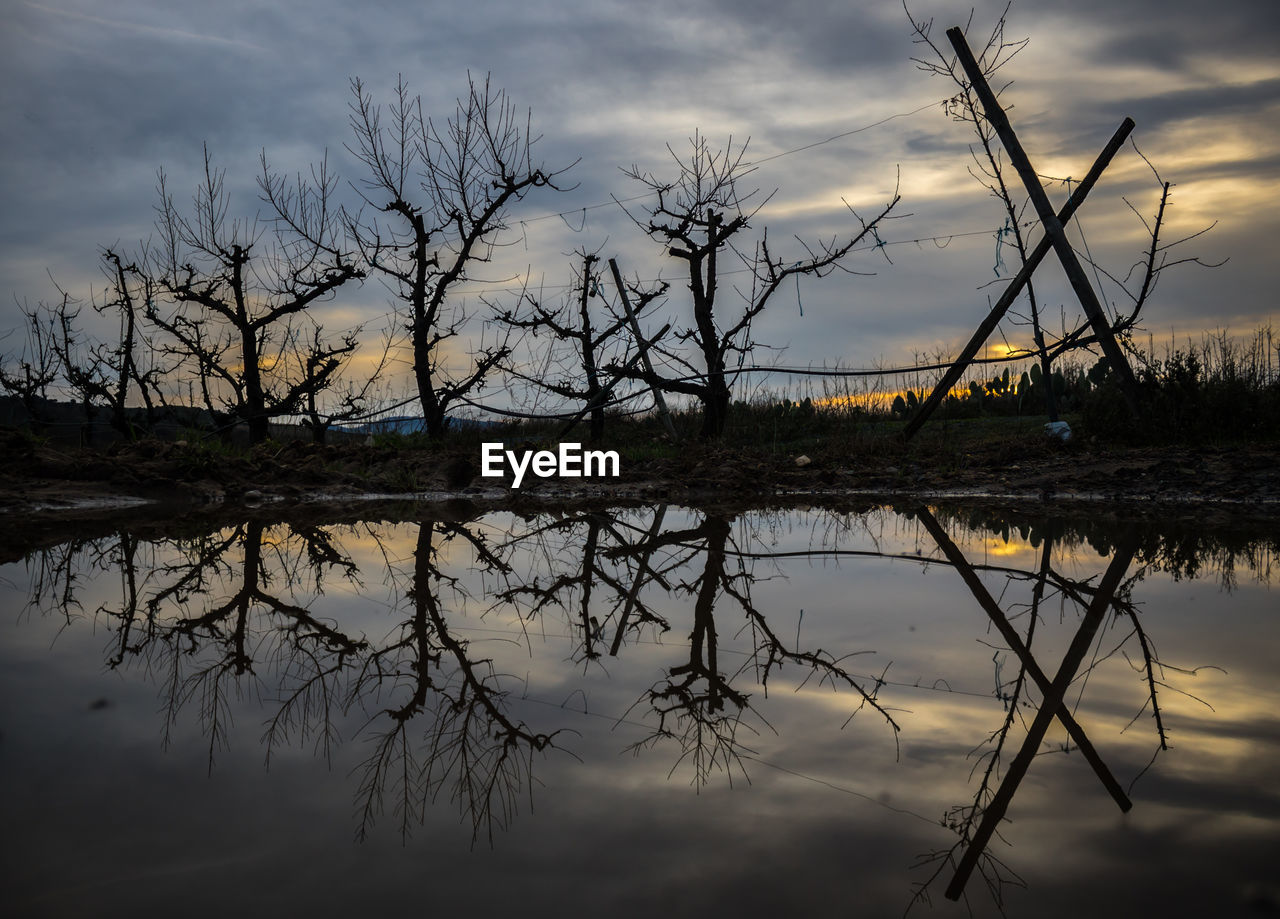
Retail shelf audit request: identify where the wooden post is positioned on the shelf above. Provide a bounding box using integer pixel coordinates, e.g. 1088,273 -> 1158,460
558,322 -> 671,439
609,258 -> 679,441
903,117 -> 1134,441
946,26 -> 1141,416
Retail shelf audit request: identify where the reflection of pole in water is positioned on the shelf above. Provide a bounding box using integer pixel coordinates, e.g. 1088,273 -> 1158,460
610,504 -> 668,656
917,508 -> 1133,815
913,506 -> 1138,901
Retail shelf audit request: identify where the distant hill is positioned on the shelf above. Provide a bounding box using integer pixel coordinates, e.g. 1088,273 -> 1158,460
0,396 -> 501,444
0,394 -> 212,443
334,415 -> 503,436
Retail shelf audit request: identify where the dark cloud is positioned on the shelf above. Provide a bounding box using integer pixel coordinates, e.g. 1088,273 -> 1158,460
1058,77 -> 1280,146
1066,0 -> 1280,68
2,0 -> 1277,380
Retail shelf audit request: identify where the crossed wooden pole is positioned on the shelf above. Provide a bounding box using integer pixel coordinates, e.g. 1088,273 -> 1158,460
903,28 -> 1141,441
914,506 -> 1138,901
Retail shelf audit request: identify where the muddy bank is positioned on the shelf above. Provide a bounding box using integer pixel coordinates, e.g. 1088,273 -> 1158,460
1,427 -> 1277,522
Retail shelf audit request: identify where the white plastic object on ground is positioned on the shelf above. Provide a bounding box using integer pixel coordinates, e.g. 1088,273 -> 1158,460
1044,421 -> 1072,442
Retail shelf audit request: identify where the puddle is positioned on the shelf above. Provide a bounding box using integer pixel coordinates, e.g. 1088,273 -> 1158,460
2,502 -> 1276,917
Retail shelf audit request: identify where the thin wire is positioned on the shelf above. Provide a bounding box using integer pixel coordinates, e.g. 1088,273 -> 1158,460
511,98 -> 950,229
444,221 -> 1042,298
743,99 -> 948,167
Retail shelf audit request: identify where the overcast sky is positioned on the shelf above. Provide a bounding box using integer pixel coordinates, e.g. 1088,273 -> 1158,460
2,0 -> 1277,406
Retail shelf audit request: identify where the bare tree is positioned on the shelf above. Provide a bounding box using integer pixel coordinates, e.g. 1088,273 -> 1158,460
290,320 -> 396,444
343,74 -> 575,438
47,251 -> 173,439
619,132 -> 900,438
147,145 -> 364,443
0,300 -> 62,428
905,7 -> 1065,420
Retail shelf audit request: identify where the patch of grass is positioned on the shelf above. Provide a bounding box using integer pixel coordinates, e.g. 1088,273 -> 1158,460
169,435 -> 253,479
1082,327 -> 1280,443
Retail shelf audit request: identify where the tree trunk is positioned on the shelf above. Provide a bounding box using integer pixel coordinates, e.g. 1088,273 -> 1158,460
699,375 -> 731,439
242,327 -> 269,443
578,257 -> 603,441
415,354 -> 448,439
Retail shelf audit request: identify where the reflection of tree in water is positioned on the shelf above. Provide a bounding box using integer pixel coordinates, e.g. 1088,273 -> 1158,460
14,502 -> 1265,895
493,507 -> 673,665
21,517 -> 564,842
23,506 -> 904,822
487,506 -> 903,786
92,522 -> 368,765
624,515 -> 756,785
611,512 -> 902,787
351,520 -> 561,843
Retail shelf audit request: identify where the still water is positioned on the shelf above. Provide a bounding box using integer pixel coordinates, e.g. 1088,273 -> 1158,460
2,502 -> 1276,917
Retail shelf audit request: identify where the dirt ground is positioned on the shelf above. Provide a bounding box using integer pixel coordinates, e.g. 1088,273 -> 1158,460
1,426 -> 1276,566
2,426 -> 1277,517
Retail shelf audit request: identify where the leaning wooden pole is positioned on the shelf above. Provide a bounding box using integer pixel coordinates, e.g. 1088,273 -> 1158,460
558,322 -> 671,439
946,26 -> 1141,415
609,258 -> 679,441
902,116 -> 1134,440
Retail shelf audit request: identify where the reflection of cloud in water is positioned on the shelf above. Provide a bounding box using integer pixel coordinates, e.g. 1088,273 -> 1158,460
1,502 -> 1276,916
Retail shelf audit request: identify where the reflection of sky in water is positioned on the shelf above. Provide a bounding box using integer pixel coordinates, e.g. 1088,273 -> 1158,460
1,506 -> 1276,918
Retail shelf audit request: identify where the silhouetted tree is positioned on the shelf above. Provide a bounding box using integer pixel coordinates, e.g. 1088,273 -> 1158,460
0,301 -> 61,428
497,248 -> 668,440
47,251 -> 171,439
620,132 -> 899,438
288,321 -> 396,444
147,146 -> 364,443
905,7 -> 1062,419
905,6 -> 1214,417
345,74 -> 574,438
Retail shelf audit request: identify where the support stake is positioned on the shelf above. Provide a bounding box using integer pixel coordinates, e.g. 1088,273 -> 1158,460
946,26 -> 1141,416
